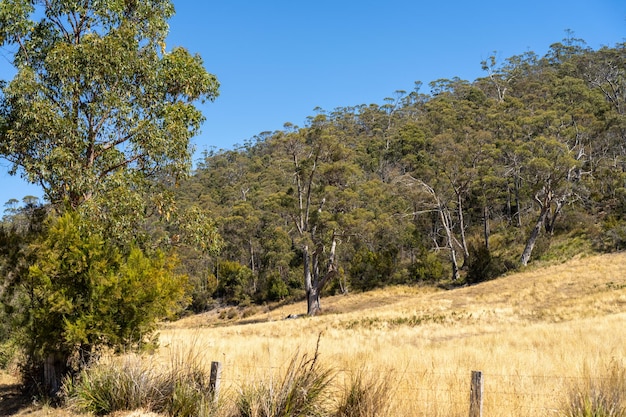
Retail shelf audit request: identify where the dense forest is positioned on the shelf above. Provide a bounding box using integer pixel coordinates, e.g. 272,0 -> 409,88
2,36 -> 626,318
172,37 -> 626,313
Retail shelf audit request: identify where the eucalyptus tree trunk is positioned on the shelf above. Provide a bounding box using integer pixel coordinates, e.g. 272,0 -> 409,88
456,190 -> 470,268
304,237 -> 338,316
43,352 -> 67,397
440,208 -> 461,281
483,205 -> 490,251
520,195 -> 551,266
418,179 -> 460,281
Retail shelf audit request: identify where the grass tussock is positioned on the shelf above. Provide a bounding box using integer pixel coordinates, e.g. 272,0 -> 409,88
233,336 -> 333,417
334,369 -> 394,417
65,345 -> 218,417
560,361 -> 626,417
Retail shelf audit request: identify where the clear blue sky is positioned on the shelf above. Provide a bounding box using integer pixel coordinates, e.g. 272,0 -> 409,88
1,0 -> 625,207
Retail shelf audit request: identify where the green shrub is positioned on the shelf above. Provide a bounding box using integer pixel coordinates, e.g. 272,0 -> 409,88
408,250 -> 446,282
216,260 -> 254,305
14,211 -> 189,395
466,243 -> 507,284
189,273 -> 219,313
348,248 -> 397,290
265,272 -> 289,301
0,340 -> 17,370
595,216 -> 626,252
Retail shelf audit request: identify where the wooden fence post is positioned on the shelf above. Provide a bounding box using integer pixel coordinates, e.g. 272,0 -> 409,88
210,361 -> 222,404
469,370 -> 483,417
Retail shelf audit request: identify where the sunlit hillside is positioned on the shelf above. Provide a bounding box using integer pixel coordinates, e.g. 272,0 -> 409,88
157,251 -> 626,417
2,252 -> 625,416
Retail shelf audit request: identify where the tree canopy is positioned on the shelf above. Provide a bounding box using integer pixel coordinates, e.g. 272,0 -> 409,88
0,0 -> 221,395
0,0 -> 219,210
173,38 -> 626,311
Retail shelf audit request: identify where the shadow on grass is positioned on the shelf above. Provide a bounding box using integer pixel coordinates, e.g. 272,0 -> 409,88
0,382 -> 32,416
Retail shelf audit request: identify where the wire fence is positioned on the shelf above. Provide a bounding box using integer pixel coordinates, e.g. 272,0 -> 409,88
202,360 -> 609,417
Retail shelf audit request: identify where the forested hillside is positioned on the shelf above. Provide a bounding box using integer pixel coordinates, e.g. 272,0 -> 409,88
175,37 -> 626,312
5,0 -> 623,406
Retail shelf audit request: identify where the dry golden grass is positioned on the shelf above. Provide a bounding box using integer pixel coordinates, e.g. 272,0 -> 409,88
3,251 -> 626,416
159,251 -> 626,417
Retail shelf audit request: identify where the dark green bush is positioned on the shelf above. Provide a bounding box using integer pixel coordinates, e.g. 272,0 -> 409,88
466,243 -> 507,284
216,260 -> 254,305
265,272 -> 290,301
408,250 -> 446,282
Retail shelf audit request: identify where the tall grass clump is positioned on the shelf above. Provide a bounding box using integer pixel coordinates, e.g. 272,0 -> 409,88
66,348 -> 218,417
334,369 -> 394,417
234,338 -> 334,417
560,361 -> 626,417
64,354 -> 159,414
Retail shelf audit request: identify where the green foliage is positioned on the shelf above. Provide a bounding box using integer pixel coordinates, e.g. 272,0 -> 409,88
265,272 -> 290,301
0,339 -> 17,369
14,211 -> 188,391
189,273 -> 219,313
408,250 -> 446,282
0,0 -> 225,398
596,216 -> 626,252
0,0 -> 219,213
216,260 -> 254,305
170,39 -> 626,305
466,243 -> 507,284
348,247 -> 396,290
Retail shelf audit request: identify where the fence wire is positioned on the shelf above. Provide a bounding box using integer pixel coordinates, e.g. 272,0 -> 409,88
205,361 -> 608,417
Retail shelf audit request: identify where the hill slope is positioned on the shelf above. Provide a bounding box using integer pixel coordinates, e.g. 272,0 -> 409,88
171,251 -> 626,330
159,252 -> 626,416
3,252 -> 625,416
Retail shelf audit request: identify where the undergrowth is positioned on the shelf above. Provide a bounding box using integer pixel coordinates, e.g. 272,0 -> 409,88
559,361 -> 626,417
233,335 -> 333,417
65,347 -> 218,417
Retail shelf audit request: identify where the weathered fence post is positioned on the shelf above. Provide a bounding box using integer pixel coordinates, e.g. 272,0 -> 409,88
469,370 -> 483,417
210,361 -> 222,404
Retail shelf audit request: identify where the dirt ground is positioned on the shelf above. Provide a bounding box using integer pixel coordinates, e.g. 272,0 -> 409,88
0,371 -> 79,416
0,378 -> 31,416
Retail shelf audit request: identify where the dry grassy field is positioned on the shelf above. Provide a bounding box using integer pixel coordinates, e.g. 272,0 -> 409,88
2,251 -> 626,416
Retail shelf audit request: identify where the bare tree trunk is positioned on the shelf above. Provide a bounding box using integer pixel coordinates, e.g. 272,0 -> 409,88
43,352 -> 66,397
249,239 -> 257,292
305,236 -> 338,316
303,244 -> 313,311
416,179 -> 460,281
304,243 -> 322,316
440,208 -> 460,281
545,198 -> 565,235
520,204 -> 550,266
456,191 -> 470,268
307,286 -> 321,316
483,205 -> 490,250
515,178 -> 522,228
508,178 -> 523,227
